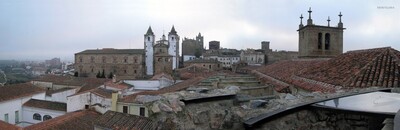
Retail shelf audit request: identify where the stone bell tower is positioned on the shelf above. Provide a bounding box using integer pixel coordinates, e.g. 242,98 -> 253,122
298,8 -> 345,58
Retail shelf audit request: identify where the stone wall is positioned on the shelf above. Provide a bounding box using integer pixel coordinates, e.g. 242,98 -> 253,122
255,108 -> 385,130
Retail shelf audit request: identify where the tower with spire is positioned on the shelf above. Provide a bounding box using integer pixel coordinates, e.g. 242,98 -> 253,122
168,26 -> 180,70
297,8 -> 345,58
144,26 -> 155,75
144,25 -> 180,76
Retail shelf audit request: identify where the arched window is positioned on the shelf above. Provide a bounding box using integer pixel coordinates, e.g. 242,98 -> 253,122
318,33 -> 322,49
33,113 -> 41,121
147,36 -> 150,41
43,115 -> 52,121
325,33 -> 330,50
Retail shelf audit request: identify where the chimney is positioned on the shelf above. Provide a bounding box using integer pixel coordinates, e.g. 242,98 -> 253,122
111,92 -> 118,111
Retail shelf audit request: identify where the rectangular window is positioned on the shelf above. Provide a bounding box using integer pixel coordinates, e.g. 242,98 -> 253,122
123,106 -> 128,113
4,113 -> 8,123
15,111 -> 19,123
140,107 -> 145,116
85,105 -> 89,109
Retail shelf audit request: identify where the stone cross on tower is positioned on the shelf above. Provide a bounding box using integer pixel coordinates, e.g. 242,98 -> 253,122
327,16 -> 331,27
338,12 -> 343,28
307,7 -> 313,25
299,14 -> 304,28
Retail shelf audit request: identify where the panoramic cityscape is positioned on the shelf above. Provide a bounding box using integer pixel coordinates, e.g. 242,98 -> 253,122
0,0 -> 400,130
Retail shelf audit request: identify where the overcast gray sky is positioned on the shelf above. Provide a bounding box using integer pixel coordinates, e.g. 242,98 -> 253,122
0,0 -> 399,61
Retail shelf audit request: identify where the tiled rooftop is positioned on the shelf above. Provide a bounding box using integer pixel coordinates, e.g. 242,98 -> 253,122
25,110 -> 100,130
104,81 -> 132,90
151,73 -> 174,80
94,111 -> 160,130
254,47 -> 400,93
0,83 -> 45,103
119,76 -> 205,103
300,47 -> 400,88
0,120 -> 21,130
46,87 -> 75,96
90,88 -> 115,99
32,75 -> 109,93
23,99 -> 67,112
76,49 -> 144,54
177,64 -> 215,80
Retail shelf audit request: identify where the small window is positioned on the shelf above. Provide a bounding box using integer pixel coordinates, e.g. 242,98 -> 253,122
158,58 -> 162,62
124,70 -> 127,74
325,33 -> 331,50
33,113 -> 41,121
123,106 -> 128,113
165,58 -> 168,62
140,107 -> 145,116
147,36 -> 150,41
124,58 -> 127,63
318,33 -> 322,49
85,105 -> 89,109
134,70 -> 137,74
159,49 -> 162,53
4,113 -> 8,123
43,115 -> 52,121
15,111 -> 19,123
172,37 -> 174,40
134,59 -> 137,63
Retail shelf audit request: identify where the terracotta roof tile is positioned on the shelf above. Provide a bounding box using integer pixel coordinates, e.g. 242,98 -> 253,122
119,76 -> 206,103
151,73 -> 174,80
46,87 -> 75,96
94,111 -> 160,130
300,47 -> 400,88
0,120 -> 21,130
0,83 -> 45,103
23,99 -> 67,112
25,110 -> 100,130
104,81 -> 132,90
76,49 -> 144,55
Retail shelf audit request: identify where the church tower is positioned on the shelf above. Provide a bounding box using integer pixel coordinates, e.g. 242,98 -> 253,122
196,32 -> 204,48
298,8 -> 345,58
168,26 -> 179,70
144,26 -> 155,75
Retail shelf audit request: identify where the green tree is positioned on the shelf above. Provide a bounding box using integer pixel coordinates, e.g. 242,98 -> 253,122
100,69 -> 105,78
194,48 -> 202,58
96,71 -> 101,78
108,72 -> 113,79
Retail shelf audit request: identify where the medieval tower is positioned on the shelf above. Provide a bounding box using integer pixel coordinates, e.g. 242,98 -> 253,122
144,26 -> 155,75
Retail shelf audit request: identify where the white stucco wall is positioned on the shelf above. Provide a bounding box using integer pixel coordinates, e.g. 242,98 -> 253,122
67,92 -> 111,114
183,55 -> 196,62
50,89 -> 76,103
124,80 -> 160,90
22,106 -> 65,126
0,92 -> 45,125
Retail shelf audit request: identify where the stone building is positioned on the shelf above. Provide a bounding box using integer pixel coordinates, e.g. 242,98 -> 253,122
74,49 -> 145,79
183,59 -> 222,71
298,8 -> 345,58
153,35 -> 173,75
209,41 -> 220,50
203,48 -> 240,69
240,49 -> 266,65
182,33 -> 204,62
144,26 -> 179,76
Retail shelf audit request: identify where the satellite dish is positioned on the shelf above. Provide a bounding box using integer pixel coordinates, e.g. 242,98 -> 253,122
0,70 -> 6,86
